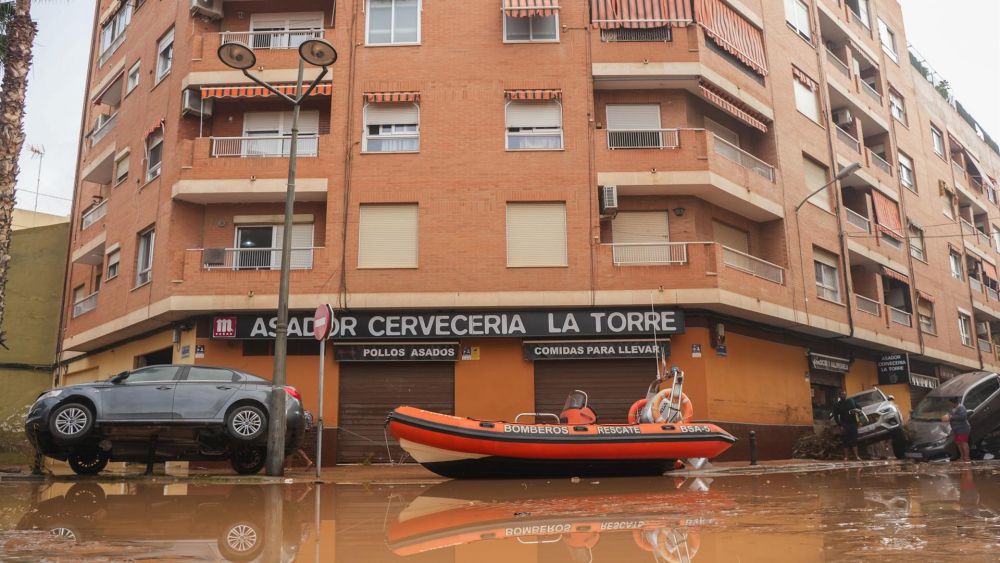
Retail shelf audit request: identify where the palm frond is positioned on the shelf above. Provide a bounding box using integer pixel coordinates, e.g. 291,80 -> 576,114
0,0 -> 15,64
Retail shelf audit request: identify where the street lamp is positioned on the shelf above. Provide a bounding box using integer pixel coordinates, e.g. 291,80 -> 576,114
219,38 -> 337,477
794,162 -> 862,214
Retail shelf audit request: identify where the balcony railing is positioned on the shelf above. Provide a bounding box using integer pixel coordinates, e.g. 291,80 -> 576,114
971,277 -> 984,294
609,242 -> 688,266
836,127 -> 861,153
952,160 -> 967,182
210,135 -> 319,158
711,134 -> 775,182
978,230 -> 991,248
599,27 -> 672,42
867,149 -> 892,175
888,306 -> 912,327
81,200 -> 108,230
961,219 -> 976,236
979,338 -> 993,353
860,81 -> 882,105
201,247 -> 315,270
89,112 -> 118,146
855,294 -> 881,316
845,208 -> 871,232
970,175 -> 985,193
825,48 -> 850,77
72,292 -> 99,318
721,246 -> 784,284
220,29 -> 324,50
98,33 -> 126,67
606,129 -> 680,150
989,286 -> 1000,301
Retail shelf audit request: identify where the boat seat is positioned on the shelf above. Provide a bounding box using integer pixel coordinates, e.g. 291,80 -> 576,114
560,407 -> 597,425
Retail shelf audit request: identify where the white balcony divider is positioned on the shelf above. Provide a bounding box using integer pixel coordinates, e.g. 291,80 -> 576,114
711,134 -> 775,182
825,48 -> 850,77
220,29 -> 324,50
72,292 -> 99,318
202,247 -> 315,270
211,135 -> 319,158
606,129 -> 680,150
888,306 -> 912,327
978,230 -> 991,248
979,338 -> 993,353
90,112 -> 118,146
970,277 -> 983,293
721,246 -> 784,284
860,80 -> 882,105
81,200 -> 108,230
609,242 -> 688,266
599,27 -> 672,42
867,149 -> 891,175
855,294 -> 881,316
836,127 -> 861,153
845,208 -> 871,232
989,286 -> 999,301
961,219 -> 976,236
952,160 -> 967,181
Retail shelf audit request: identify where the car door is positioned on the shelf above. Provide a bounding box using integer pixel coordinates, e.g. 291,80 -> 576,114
171,366 -> 242,422
962,376 -> 1000,443
100,365 -> 181,421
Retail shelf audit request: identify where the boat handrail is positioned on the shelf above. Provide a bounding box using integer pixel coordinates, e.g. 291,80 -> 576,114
514,412 -> 562,424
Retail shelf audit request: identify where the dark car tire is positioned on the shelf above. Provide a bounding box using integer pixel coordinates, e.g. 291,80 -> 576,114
66,482 -> 106,512
48,403 -> 95,443
891,430 -> 908,459
231,446 -> 267,475
67,449 -> 110,475
218,520 -> 264,561
226,405 -> 267,442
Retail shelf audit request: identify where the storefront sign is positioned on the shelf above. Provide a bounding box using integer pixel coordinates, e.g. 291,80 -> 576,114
523,340 -> 670,361
877,353 -> 911,385
333,342 -> 460,362
213,308 -> 684,340
809,353 -> 851,373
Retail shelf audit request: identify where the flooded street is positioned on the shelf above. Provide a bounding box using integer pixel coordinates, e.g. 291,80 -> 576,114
2,464 -> 1000,562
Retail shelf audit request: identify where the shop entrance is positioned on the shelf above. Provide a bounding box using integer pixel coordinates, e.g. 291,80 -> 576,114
533,360 -> 658,424
134,347 -> 173,368
810,370 -> 844,422
337,362 -> 454,464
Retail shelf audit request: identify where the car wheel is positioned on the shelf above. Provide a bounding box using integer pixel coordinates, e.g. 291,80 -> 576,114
48,403 -> 94,443
231,446 -> 266,475
67,449 -> 110,475
227,405 -> 267,442
217,520 -> 264,561
891,430 -> 908,459
49,526 -> 82,543
66,482 -> 106,514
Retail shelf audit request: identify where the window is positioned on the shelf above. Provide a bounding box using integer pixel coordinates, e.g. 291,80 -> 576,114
605,104 -> 662,149
507,202 -> 567,267
813,248 -> 841,303
888,88 -> 906,124
713,220 -> 749,254
366,0 -> 420,45
233,223 -> 314,269
243,111 -> 320,156
877,19 -> 897,62
185,367 -> 238,382
803,157 -> 832,212
124,366 -> 179,383
784,0 -> 811,40
145,129 -> 163,181
964,377 -> 1000,410
506,100 -> 563,150
106,249 -> 120,280
993,225 -> 1000,253
135,227 -> 155,286
847,0 -> 870,28
99,2 -> 131,64
358,204 -> 418,268
897,152 -> 915,191
156,28 -> 174,82
114,152 -> 129,185
72,285 -> 86,305
958,313 -> 973,347
793,74 -> 821,122
504,5 -> 558,42
942,188 -> 955,219
249,12 -> 324,49
363,103 -> 419,152
909,224 -> 925,261
126,61 -> 140,93
917,297 -> 935,333
950,250 -> 964,280
930,124 -> 945,156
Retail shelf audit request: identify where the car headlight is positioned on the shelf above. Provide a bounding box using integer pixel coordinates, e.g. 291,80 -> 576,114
35,389 -> 63,402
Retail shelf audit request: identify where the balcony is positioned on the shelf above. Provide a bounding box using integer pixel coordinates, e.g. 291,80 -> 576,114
971,277 -> 984,294
199,247 -> 315,271
888,306 -> 912,327
219,29 -> 324,50
721,246 -> 784,285
860,81 -> 882,106
72,292 -> 98,318
855,294 -> 880,316
88,112 -> 118,147
836,127 -> 861,154
80,200 -> 108,231
845,208 -> 871,232
191,29 -> 331,76
605,129 -> 680,150
608,243 -> 687,266
712,135 -> 775,182
97,33 -> 125,67
979,338 -> 993,354
953,160 -> 967,183
825,48 -> 850,77
866,149 -> 891,176
210,135 -> 319,158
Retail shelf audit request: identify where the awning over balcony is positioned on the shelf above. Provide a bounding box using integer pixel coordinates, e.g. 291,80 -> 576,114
92,70 -> 125,106
871,189 -> 903,240
363,91 -> 421,103
590,0 -> 693,29
694,0 -> 768,76
145,118 -> 164,137
698,81 -> 767,132
881,266 -> 909,284
504,0 -> 559,17
200,83 -> 333,99
505,89 -> 563,100
916,290 -> 935,303
984,262 -> 999,281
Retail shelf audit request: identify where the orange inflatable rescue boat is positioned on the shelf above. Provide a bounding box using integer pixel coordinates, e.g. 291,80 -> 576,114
387,367 -> 736,478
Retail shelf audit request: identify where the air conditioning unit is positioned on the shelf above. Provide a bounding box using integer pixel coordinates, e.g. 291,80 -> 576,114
190,0 -> 223,20
833,109 -> 853,127
599,185 -> 618,216
181,89 -> 213,118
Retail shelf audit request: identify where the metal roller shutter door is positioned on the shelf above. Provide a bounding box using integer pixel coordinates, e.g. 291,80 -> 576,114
337,362 -> 454,463
534,359 -> 658,424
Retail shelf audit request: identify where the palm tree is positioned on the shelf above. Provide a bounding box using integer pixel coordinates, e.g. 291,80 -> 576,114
0,0 -> 36,348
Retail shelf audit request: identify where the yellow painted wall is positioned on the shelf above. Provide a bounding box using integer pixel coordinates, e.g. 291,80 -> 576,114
845,359 -> 912,423
665,329 -> 710,419
455,338 -> 534,421
62,329 -> 182,386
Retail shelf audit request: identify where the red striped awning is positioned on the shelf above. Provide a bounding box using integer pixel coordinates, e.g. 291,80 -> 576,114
871,189 -> 903,240
590,0 -> 693,29
984,262 -> 999,282
363,91 -> 421,103
698,81 -> 767,132
200,83 -> 333,99
505,89 -> 563,100
504,0 -> 559,18
881,267 -> 909,284
145,118 -> 164,137
792,66 -> 818,92
694,0 -> 768,76
916,290 -> 936,304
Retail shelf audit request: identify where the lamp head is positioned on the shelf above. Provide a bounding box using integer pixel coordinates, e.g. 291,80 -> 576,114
835,162 -> 863,180
218,42 -> 256,70
299,38 -> 338,67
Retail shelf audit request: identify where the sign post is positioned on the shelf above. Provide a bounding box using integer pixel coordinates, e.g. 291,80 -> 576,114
313,304 -> 333,479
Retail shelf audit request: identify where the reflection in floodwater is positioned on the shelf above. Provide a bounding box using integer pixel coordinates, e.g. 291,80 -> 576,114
3,465 -> 1000,561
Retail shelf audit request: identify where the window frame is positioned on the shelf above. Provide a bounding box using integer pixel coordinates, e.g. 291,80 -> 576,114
950,250 -> 964,280
909,224 -> 926,262
98,2 -> 132,65
505,99 -> 565,151
135,227 -> 155,288
126,61 -> 141,94
793,78 -> 821,123
813,257 -> 841,303
362,103 -> 421,153
917,297 -> 935,334
877,18 -> 898,62
958,313 -> 973,347
106,249 -> 121,281
503,10 -> 560,43
506,202 -> 568,268
114,152 -> 130,186
365,0 -> 421,46
897,151 -> 915,191
155,28 -> 175,83
784,0 -> 811,41
888,89 -> 906,124
930,124 -> 945,157
357,203 -> 419,269
145,130 -> 163,181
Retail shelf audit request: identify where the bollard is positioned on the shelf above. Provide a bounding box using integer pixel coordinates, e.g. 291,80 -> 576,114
749,430 -> 758,466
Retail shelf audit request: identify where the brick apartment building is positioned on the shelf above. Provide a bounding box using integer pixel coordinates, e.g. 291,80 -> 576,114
61,0 -> 1000,461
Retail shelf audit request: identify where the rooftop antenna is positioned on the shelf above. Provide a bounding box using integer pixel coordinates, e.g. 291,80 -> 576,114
28,144 -> 45,219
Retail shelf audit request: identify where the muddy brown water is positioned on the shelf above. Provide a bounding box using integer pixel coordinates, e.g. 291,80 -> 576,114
2,464 -> 1000,562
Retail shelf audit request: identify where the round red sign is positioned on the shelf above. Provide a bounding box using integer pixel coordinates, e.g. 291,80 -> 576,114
313,304 -> 333,341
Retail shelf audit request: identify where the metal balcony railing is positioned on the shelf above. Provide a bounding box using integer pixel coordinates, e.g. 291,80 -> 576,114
72,292 -> 99,318
210,135 -> 319,158
721,246 -> 784,284
606,129 -> 680,150
609,242 -> 688,266
860,81 -> 882,105
220,29 -> 324,50
855,294 -> 881,316
81,200 -> 108,230
961,219 -> 976,236
867,149 -> 892,175
979,338 -> 993,353
825,48 -> 850,77
888,306 -> 912,327
711,134 -> 775,182
836,127 -> 861,153
971,277 -> 984,293
98,33 -> 126,67
201,247 -> 315,270
845,208 -> 871,232
89,112 -> 118,146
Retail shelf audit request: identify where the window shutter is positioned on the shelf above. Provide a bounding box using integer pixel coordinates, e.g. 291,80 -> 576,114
803,157 -> 831,211
507,202 -> 567,267
251,15 -> 288,30
359,204 -> 419,268
712,221 -> 749,253
289,14 -> 324,29
244,112 -> 282,134
612,212 -> 669,243
506,101 -> 562,128
289,110 -> 320,134
606,104 -> 660,130
365,103 -> 419,126
917,299 -> 932,317
813,247 -> 839,268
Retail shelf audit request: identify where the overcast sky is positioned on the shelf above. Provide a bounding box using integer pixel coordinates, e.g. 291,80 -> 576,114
11,0 -> 1000,216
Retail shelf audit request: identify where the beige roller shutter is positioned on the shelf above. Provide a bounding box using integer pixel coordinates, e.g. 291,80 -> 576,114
506,100 -> 562,128
272,223 -> 314,269
606,104 -> 660,130
365,103 -> 419,126
712,220 -> 749,253
705,117 -> 739,147
813,246 -> 840,268
243,112 -> 281,134
803,157 -> 832,211
358,204 -> 418,268
612,212 -> 669,243
507,202 -> 567,267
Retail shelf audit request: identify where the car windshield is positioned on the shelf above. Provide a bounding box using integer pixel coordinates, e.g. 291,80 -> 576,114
913,396 -> 958,420
852,390 -> 884,408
